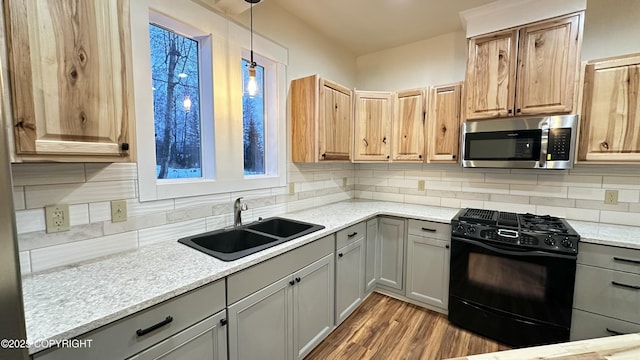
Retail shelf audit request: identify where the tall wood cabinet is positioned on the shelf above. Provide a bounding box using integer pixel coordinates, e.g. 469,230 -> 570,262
427,83 -> 462,163
290,75 -> 352,162
578,54 -> 640,162
391,89 -> 425,162
353,91 -> 393,161
4,0 -> 135,162
465,12 -> 583,120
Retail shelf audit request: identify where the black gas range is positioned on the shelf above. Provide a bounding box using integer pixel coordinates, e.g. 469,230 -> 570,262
452,208 -> 580,255
448,208 -> 580,347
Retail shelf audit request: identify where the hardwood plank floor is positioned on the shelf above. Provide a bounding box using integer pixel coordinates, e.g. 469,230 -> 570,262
305,292 -> 510,360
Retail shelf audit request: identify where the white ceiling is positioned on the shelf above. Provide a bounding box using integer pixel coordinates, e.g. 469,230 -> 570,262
270,0 -> 498,55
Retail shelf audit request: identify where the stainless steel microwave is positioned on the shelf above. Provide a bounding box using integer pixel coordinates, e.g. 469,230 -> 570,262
461,115 -> 578,169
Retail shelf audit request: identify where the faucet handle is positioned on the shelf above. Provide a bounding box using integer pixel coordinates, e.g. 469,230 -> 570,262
241,202 -> 249,211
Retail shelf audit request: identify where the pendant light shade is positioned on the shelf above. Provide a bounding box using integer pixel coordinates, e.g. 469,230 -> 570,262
245,0 -> 261,97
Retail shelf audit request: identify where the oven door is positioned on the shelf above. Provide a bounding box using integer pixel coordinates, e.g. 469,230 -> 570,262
449,236 -> 576,328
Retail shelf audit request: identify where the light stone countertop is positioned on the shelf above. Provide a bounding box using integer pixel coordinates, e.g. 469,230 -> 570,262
21,199 -> 640,354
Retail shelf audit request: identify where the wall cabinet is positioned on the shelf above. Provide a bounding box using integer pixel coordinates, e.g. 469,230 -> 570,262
290,75 -> 352,162
228,253 -> 334,360
391,89 -> 425,162
427,83 -> 462,163
353,91 -> 393,161
335,223 -> 366,325
465,13 -> 583,120
376,217 -> 405,291
405,220 -> 451,313
571,243 -> 640,341
365,218 -> 378,293
578,54 -> 640,162
4,0 -> 135,162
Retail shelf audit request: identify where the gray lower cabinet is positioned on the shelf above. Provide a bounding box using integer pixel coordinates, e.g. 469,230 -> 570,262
335,237 -> 365,324
405,220 -> 451,313
228,253 -> 334,360
127,310 -> 227,360
377,217 -> 405,290
365,218 -> 378,293
571,242 -> 640,341
33,280 -> 226,360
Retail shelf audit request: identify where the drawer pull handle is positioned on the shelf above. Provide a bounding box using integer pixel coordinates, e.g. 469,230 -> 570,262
606,328 -> 628,336
289,280 -> 295,286
613,256 -> 640,265
421,227 -> 437,232
347,232 -> 358,238
611,281 -> 640,290
338,253 -> 343,258
220,318 -> 228,326
136,316 -> 173,336
295,277 -> 301,283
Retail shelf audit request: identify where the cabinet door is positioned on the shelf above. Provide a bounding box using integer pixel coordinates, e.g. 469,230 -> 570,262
228,276 -> 293,360
335,238 -> 365,325
578,55 -> 640,162
392,89 -> 425,162
571,309 -> 640,341
292,254 -> 334,360
465,30 -> 518,120
428,83 -> 461,163
406,235 -> 450,312
354,91 -> 393,161
127,310 -> 227,360
377,217 -> 405,290
365,218 -> 378,293
516,13 -> 581,115
319,80 -> 352,161
5,0 -> 133,160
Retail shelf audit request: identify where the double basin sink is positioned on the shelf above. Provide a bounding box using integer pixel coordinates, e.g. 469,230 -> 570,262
178,217 -> 325,261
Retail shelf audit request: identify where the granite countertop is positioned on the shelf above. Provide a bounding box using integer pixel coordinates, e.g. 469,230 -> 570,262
22,200 -> 640,354
447,333 -> 640,359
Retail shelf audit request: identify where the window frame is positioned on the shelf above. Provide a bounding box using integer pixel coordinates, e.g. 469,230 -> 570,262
131,1 -> 287,202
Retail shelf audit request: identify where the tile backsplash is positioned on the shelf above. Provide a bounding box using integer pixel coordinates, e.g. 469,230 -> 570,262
12,160 -> 640,275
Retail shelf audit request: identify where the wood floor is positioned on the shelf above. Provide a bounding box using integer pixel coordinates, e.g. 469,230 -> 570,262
305,292 -> 510,360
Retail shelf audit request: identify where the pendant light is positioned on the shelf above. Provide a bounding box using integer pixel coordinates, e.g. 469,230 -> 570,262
245,0 -> 261,97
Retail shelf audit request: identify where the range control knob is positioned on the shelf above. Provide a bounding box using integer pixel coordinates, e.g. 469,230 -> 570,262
544,236 -> 556,247
561,238 -> 573,248
467,226 -> 476,234
456,225 -> 465,233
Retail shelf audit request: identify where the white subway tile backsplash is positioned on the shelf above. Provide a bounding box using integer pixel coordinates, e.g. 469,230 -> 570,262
404,195 -> 440,206
489,194 -> 530,204
564,208 -> 600,222
440,198 -> 462,209
19,252 -> 31,275
372,192 -> 404,203
426,180 -> 462,192
574,199 -> 629,212
600,211 -> 640,226
442,170 -> 485,183
85,163 -> 137,182
619,190 -> 640,203
602,176 -> 640,189
25,180 -> 137,209
205,214 -> 233,231
357,177 -> 388,186
537,174 -> 602,188
16,209 -> 46,234
405,170 -> 442,180
30,231 -> 138,273
167,205 -> 213,223
138,219 -> 207,247
69,204 -> 90,226
13,187 -> 25,210
387,179 -> 418,188
251,203 -> 288,220
354,190 -> 373,200
483,201 -> 536,213
462,182 -> 510,195
373,170 -> 404,179
529,197 -> 576,207
174,193 -> 230,210
104,213 -> 167,236
484,173 -> 537,185
459,199 -> 485,209
89,202 -> 111,223
12,163 -> 85,186
510,185 -> 567,198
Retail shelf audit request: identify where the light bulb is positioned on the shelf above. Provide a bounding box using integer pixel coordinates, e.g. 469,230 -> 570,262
183,95 -> 192,112
247,66 -> 258,96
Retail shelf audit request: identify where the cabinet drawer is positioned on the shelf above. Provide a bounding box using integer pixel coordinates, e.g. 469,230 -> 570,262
407,219 -> 450,240
571,309 -> 640,341
33,279 -> 226,360
573,264 -> 640,324
336,222 -> 366,249
578,242 -> 640,275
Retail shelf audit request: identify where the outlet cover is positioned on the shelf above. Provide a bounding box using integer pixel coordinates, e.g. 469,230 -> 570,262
111,200 -> 128,223
288,183 -> 295,195
342,177 -> 348,187
604,190 -> 619,205
418,180 -> 425,191
45,204 -> 70,233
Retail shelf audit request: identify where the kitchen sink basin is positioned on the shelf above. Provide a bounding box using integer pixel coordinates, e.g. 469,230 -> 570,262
178,217 -> 325,261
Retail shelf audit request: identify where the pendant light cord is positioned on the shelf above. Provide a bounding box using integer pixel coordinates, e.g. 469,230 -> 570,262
250,2 -> 255,66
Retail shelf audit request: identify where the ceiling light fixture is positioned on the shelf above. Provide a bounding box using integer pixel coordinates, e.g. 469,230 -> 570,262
245,0 -> 261,97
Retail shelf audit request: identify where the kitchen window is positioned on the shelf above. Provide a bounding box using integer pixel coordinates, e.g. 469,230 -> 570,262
131,3 -> 287,201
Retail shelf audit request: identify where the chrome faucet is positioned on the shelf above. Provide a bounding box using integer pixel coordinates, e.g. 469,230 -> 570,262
233,197 -> 249,227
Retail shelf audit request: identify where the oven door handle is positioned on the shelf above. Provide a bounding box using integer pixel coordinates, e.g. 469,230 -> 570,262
452,236 -> 577,260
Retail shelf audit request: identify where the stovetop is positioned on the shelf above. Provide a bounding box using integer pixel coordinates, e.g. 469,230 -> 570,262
452,208 -> 580,255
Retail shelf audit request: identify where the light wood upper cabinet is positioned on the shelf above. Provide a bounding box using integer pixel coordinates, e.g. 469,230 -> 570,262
391,89 -> 425,162
290,75 -> 352,162
428,83 -> 462,163
4,0 -> 135,162
465,12 -> 583,120
578,54 -> 640,162
353,91 -> 393,162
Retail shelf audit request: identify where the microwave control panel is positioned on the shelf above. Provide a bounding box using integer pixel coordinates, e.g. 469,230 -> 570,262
547,128 -> 571,161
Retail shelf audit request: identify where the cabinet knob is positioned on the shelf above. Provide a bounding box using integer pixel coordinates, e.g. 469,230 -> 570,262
445,244 -> 450,249
386,155 -> 390,159
516,108 -> 521,113
452,155 -> 456,159
418,154 -> 422,159
289,280 -> 295,286
321,153 -> 326,158
338,253 -> 343,258
382,137 -> 387,144
220,318 -> 228,326
508,109 -> 513,114
295,277 -> 301,283
121,143 -> 130,151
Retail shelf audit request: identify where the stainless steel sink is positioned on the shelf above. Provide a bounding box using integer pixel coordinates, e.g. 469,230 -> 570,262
178,217 -> 324,261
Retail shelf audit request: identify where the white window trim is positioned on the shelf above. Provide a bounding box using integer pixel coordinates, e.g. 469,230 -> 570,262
130,0 -> 287,201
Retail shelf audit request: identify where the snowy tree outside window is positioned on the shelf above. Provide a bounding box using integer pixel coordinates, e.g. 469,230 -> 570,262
242,59 -> 265,175
149,24 -> 203,179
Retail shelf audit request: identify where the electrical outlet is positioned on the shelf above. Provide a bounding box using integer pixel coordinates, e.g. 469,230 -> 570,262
45,204 -> 70,233
604,190 -> 619,205
418,180 -> 425,191
288,183 -> 295,195
342,177 -> 348,187
111,200 -> 128,223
